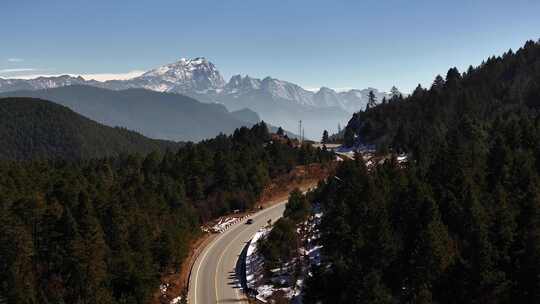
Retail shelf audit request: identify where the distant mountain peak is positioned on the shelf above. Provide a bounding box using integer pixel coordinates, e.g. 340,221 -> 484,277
141,56 -> 214,77
0,57 -> 392,116
187,57 -> 208,64
318,86 -> 336,93
225,74 -> 262,93
131,56 -> 225,93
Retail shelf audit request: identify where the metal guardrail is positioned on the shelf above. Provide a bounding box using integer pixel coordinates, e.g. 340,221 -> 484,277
186,213 -> 254,303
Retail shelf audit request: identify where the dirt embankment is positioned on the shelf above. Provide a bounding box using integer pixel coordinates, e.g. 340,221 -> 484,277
258,163 -> 336,208
151,162 -> 336,304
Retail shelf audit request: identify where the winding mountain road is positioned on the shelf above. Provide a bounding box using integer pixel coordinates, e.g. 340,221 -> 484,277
188,201 -> 287,304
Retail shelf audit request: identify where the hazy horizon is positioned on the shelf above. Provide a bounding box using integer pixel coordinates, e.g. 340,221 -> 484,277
2,1 -> 540,93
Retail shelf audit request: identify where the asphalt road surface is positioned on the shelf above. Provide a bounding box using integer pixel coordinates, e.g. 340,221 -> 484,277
188,201 -> 287,304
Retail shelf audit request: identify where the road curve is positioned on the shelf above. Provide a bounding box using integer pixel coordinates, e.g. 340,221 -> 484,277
188,201 -> 287,304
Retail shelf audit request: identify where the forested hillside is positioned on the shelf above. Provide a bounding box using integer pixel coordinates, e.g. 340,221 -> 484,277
0,97 -> 181,160
344,40 -> 540,163
0,86 -> 257,142
305,40 -> 540,303
0,122 -> 333,304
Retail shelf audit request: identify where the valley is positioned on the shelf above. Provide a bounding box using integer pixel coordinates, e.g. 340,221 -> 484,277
0,57 -> 395,140
1,2 -> 539,303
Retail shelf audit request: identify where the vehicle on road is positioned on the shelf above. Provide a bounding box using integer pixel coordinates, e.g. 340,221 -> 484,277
188,200 -> 287,303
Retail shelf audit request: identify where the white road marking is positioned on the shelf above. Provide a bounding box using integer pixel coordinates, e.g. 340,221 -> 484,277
191,202 -> 287,304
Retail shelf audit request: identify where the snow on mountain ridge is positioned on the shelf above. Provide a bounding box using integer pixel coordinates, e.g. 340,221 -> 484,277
135,57 -> 225,93
313,86 -> 345,108
222,75 -> 394,112
260,76 -> 316,106
0,57 -> 397,113
225,75 -> 262,93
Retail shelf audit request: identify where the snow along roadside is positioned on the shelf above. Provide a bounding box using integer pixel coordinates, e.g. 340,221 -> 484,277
243,210 -> 324,303
245,227 -> 270,302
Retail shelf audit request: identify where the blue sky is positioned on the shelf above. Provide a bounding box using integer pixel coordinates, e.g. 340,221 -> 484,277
1,0 -> 539,92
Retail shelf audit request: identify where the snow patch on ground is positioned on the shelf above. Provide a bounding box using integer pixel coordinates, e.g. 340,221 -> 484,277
246,227 -> 269,292
160,283 -> 168,294
335,143 -> 376,154
159,283 -> 183,304
245,207 -> 324,303
201,214 -> 252,233
397,153 -> 408,163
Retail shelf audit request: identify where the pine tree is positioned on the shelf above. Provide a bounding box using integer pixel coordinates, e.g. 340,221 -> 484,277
367,90 -> 377,109
284,188 -> 310,223
445,67 -> 462,88
71,192 -> 110,303
412,196 -> 455,292
213,153 -> 235,191
412,84 -> 425,97
431,74 -> 445,90
0,215 -> 37,303
189,176 -> 205,201
322,130 -> 329,144
390,86 -> 400,100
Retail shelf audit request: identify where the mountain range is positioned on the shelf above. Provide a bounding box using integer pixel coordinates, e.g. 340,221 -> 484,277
0,86 -> 262,142
0,57 -> 396,139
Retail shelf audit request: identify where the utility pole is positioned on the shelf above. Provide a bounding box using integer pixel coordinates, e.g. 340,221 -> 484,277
299,120 -> 302,144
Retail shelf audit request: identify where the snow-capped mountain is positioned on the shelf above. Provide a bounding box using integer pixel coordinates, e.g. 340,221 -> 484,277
314,87 -> 344,108
0,75 -> 98,92
337,88 -> 392,113
222,74 -> 397,113
128,57 -> 226,93
221,74 -> 393,113
0,57 -> 398,139
224,75 -> 262,93
0,57 -> 395,114
224,75 -> 316,106
258,77 -> 316,106
0,57 -> 225,95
